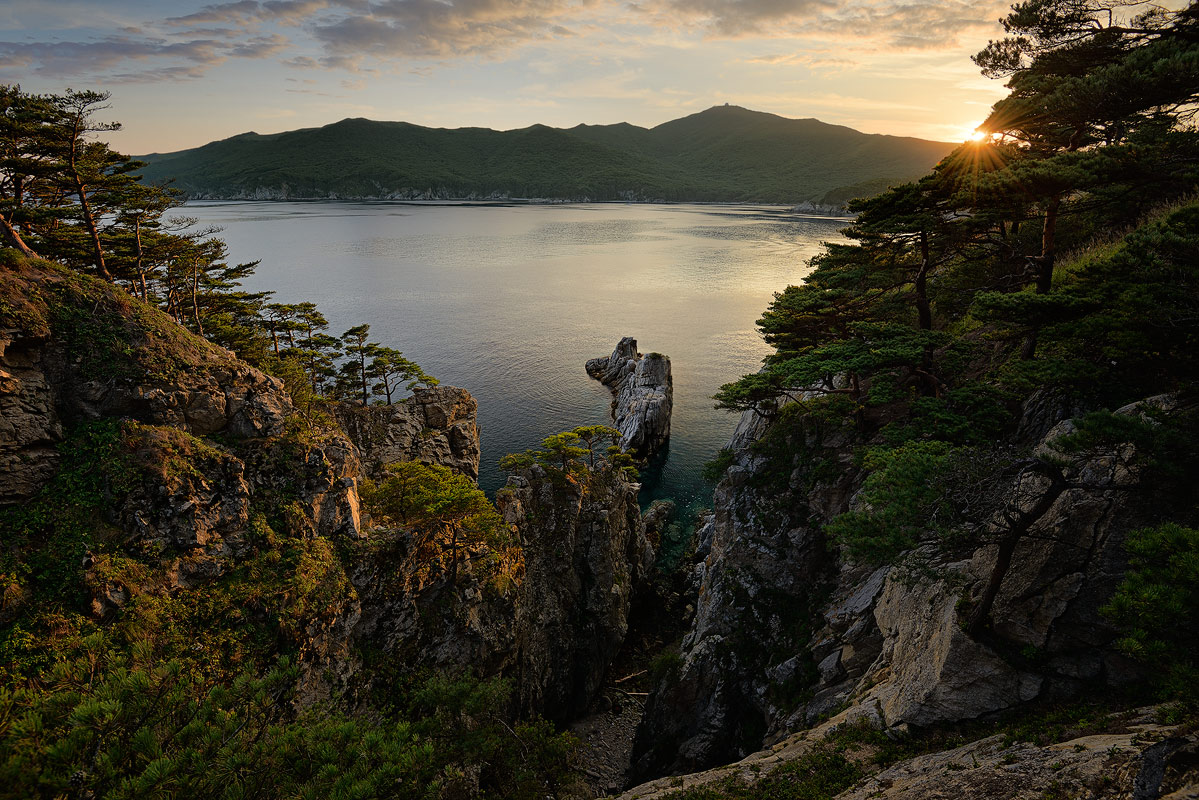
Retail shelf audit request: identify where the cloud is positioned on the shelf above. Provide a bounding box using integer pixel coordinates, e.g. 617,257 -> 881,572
746,51 -> 858,71
636,0 -> 1008,50
309,0 -> 595,60
659,0 -> 837,37
0,3 -> 299,83
163,0 -> 264,27
822,0 -> 1011,50
0,0 -> 1008,86
0,36 -> 226,79
227,32 -> 291,57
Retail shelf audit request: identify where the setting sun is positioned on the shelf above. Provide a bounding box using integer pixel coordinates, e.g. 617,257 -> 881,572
969,129 -> 989,142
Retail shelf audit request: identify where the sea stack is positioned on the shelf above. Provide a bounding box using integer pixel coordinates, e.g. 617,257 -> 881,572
585,336 -> 672,457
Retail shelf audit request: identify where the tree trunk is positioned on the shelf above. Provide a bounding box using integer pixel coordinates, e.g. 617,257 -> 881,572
0,215 -> 39,258
448,524 -> 459,585
134,218 -> 147,300
359,351 -> 368,406
1020,196 -> 1062,360
915,230 -> 939,396
1037,197 -> 1060,295
190,262 -> 203,336
915,230 -> 933,331
65,120 -> 111,280
966,464 -> 1067,636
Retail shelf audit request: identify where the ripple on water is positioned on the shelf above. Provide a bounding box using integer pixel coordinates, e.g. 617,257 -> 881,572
172,202 -> 844,509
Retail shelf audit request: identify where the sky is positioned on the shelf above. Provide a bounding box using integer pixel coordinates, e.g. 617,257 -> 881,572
0,0 -> 1017,154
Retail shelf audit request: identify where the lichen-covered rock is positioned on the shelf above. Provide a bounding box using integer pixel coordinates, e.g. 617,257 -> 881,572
0,331 -> 63,503
332,385 -> 480,480
631,407 -> 858,779
117,424 -> 253,552
634,393 -> 1180,782
860,567 -> 1043,727
586,337 -> 672,457
347,528 -> 521,680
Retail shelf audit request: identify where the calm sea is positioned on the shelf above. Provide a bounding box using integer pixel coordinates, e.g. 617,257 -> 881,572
176,202 -> 846,513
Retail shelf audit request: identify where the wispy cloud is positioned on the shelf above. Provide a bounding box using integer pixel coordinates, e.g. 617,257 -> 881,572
0,0 -> 1012,84
309,0 -> 595,61
0,36 -> 227,79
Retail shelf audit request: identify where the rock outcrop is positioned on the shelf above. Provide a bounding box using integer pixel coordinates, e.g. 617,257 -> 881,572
333,385 -> 481,480
586,337 -> 672,457
620,706 -> 1198,800
0,258 -> 290,505
1,254 -> 654,727
632,393 -> 1177,782
631,406 -> 859,779
498,463 -> 657,720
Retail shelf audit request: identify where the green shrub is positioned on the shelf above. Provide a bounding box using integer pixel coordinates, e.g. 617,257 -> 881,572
1103,523 -> 1199,710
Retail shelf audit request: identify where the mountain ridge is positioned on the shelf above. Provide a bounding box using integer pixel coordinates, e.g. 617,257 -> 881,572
136,105 -> 955,204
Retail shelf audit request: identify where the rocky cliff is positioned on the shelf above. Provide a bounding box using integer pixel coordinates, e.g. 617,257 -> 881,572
0,258 -> 290,505
342,459 -> 661,721
333,385 -> 481,480
498,463 -> 658,720
0,254 -> 657,729
631,392 -> 1186,782
586,337 -> 673,457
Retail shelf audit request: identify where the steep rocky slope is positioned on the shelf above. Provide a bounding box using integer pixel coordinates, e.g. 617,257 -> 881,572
0,257 -> 290,504
499,463 -> 659,720
0,253 -> 657,725
630,392 -> 1191,782
333,386 -> 481,480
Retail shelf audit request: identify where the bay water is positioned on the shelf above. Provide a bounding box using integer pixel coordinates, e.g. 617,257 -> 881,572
177,201 -> 846,513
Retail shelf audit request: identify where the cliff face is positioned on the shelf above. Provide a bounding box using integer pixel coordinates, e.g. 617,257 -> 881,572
498,464 -> 657,720
0,259 -> 289,505
631,407 -> 859,778
2,255 -> 653,725
586,337 -> 673,457
632,394 -> 1175,781
332,386 -> 481,481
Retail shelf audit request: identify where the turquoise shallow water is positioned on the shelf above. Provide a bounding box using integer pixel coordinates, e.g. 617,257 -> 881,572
176,201 -> 846,512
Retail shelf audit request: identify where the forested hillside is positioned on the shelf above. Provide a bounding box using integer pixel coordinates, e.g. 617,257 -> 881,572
135,106 -> 953,204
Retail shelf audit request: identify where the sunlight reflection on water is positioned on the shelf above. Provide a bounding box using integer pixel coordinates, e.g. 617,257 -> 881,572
175,201 -> 846,512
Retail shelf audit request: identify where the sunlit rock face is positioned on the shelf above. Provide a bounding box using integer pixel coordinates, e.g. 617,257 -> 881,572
0,259 -> 291,506
497,462 -> 659,721
0,255 -> 660,723
586,336 -> 673,457
333,385 -> 481,481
